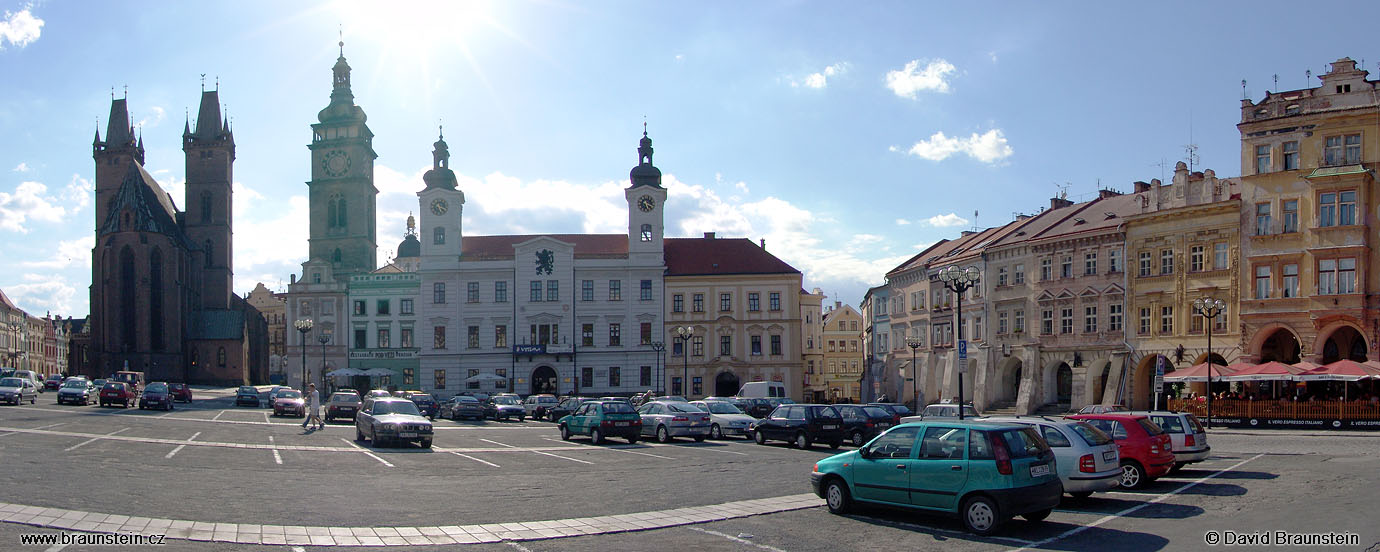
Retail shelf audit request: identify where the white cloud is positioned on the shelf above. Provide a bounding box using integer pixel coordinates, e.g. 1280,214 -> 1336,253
6,276 -> 77,316
793,62 -> 849,89
137,106 -> 166,129
13,162 -> 29,172
20,236 -> 94,270
885,58 -> 956,98
0,7 -> 42,50
988,51 -> 999,63
898,129 -> 1013,163
675,54 -> 684,61
0,181 -> 65,233
233,193 -> 309,276
61,174 -> 91,213
926,213 -> 969,227
232,181 -> 264,216
895,218 -> 910,226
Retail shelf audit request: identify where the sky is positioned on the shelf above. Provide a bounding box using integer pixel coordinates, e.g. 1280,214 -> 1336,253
4,0 -> 1380,319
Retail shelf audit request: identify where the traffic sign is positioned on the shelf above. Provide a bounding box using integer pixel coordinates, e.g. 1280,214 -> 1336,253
958,339 -> 968,361
1154,356 -> 1167,392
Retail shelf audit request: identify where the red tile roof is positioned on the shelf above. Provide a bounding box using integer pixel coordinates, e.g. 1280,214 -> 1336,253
461,234 -> 629,260
665,237 -> 800,276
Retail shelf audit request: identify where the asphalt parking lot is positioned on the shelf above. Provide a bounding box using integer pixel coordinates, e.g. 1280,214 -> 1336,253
1,389 -> 1378,551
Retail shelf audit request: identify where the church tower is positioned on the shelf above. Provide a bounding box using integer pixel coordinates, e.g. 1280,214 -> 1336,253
183,87 -> 235,309
417,128 -> 464,261
92,96 -> 145,230
625,128 -> 666,263
307,39 -> 378,279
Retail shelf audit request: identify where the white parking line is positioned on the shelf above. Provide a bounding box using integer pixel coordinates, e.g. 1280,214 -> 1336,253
211,410 -> 225,421
687,527 -> 789,552
530,450 -> 594,464
0,421 -> 67,438
541,437 -> 674,460
269,435 -> 283,464
340,438 -> 394,467
449,452 -> 500,467
1008,453 -> 1266,552
263,411 -> 271,424
64,428 -> 128,452
164,431 -> 201,459
844,513 -> 1034,545
479,438 -> 515,448
647,441 -> 751,456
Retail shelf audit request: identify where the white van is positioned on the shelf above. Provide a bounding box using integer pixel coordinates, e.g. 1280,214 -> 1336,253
12,370 -> 41,390
736,381 -> 787,399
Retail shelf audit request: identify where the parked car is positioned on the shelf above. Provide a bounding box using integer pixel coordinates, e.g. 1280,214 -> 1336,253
492,392 -> 522,403
99,381 -> 135,408
653,395 -> 689,403
325,391 -> 363,422
738,381 -> 789,399
110,370 -> 144,397
235,386 -> 261,407
43,374 -> 63,391
1126,410 -> 1209,472
690,400 -> 755,439
766,397 -> 797,409
751,404 -> 845,449
12,370 -> 41,392
91,379 -> 108,390
558,400 -> 642,444
167,383 -> 193,403
440,395 -> 485,420
905,403 -> 981,420
355,398 -> 434,448
265,386 -> 289,407
547,397 -> 595,422
836,404 -> 897,447
138,382 -> 175,411
57,378 -> 97,405
986,416 -> 1122,498
811,420 -> 1063,535
732,397 -> 774,418
523,394 -> 558,419
867,403 -> 914,425
638,401 -> 712,442
1077,404 -> 1127,415
362,389 -> 392,408
409,394 -> 439,420
1068,413 -> 1175,489
485,395 -> 526,421
272,389 -> 306,417
0,376 -> 38,405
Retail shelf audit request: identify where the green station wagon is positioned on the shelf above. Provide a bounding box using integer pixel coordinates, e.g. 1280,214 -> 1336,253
810,420 -> 1062,535
558,400 -> 642,444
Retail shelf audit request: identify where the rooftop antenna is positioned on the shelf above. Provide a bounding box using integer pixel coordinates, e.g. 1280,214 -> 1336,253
1272,73 -> 1278,93
1056,182 -> 1069,200
200,73 -> 205,91
1152,157 -> 1168,182
1241,79 -> 1247,101
338,24 -> 344,56
123,85 -> 127,99
1306,69 -> 1311,88
110,86 -> 114,100
1184,111 -> 1199,172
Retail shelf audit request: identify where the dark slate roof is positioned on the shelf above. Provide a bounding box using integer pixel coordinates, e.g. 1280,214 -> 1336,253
188,309 -> 245,340
97,161 -> 192,247
396,233 -> 421,258
461,234 -> 629,260
664,237 -> 800,276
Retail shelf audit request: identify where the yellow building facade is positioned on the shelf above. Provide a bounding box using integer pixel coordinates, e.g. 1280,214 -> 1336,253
821,303 -> 864,402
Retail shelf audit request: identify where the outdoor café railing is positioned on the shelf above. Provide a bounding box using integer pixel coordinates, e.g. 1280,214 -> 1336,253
1167,399 -> 1380,420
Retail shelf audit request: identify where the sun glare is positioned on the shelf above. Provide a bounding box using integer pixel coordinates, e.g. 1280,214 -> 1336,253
335,0 -> 494,60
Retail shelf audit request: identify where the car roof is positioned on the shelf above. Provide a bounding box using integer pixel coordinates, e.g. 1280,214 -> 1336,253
1069,413 -> 1150,421
371,397 -> 412,403
894,419 -> 1032,431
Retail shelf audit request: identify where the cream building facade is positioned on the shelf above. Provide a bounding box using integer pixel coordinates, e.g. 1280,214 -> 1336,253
821,303 -> 864,402
800,288 -> 825,401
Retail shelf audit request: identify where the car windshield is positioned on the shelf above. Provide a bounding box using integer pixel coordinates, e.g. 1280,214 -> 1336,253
602,402 -> 635,414
810,406 -> 841,419
1184,414 -> 1205,433
238,387 -> 256,393
704,402 -> 743,414
880,404 -> 912,415
457,396 -> 479,403
1070,422 -> 1113,446
145,383 -> 168,392
1151,415 -> 1185,433
46,375 -> 61,381
0,377 -> 22,387
999,427 -> 1050,458
863,406 -> 891,418
411,394 -> 434,402
1137,418 -> 1165,436
330,394 -> 358,402
103,382 -> 124,390
62,380 -> 88,388
279,391 -> 302,399
373,401 -> 422,416
666,403 -> 701,413
492,396 -> 518,405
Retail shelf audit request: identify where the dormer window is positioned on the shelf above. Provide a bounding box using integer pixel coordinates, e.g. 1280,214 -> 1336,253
1073,218 -> 1086,224
1254,108 -> 1268,118
1284,104 -> 1300,115
1336,84 -> 1352,94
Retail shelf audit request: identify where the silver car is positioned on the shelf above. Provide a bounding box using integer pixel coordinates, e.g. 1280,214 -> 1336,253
638,401 -> 711,443
987,416 -> 1122,498
0,377 -> 38,405
690,400 -> 756,439
1126,410 -> 1209,471
355,398 -> 433,448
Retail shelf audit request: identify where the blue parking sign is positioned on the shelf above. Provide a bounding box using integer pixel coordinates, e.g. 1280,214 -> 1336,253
958,339 -> 967,361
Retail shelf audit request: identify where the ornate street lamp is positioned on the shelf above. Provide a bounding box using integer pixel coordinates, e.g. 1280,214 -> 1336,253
318,332 -> 331,392
1193,296 -> 1226,430
905,336 -> 923,412
938,265 -> 981,420
294,318 -> 313,390
674,326 -> 694,398
649,341 -> 666,395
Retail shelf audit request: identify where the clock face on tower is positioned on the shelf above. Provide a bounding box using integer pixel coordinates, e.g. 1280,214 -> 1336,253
430,198 -> 448,215
637,195 -> 655,212
321,150 -> 351,178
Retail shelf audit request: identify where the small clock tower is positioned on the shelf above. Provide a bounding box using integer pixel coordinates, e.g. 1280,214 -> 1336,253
626,129 -> 667,263
418,128 -> 464,261
306,39 -> 378,279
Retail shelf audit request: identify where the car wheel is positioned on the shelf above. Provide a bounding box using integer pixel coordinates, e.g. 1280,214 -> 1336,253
560,424 -> 571,441
591,428 -> 604,445
851,431 -> 865,447
518,416 -> 525,423
710,424 -> 722,439
824,478 -> 852,514
420,439 -> 433,449
1022,508 -> 1052,522
754,430 -> 766,445
627,435 -> 639,444
693,434 -> 706,443
1119,461 -> 1146,489
794,431 -> 811,450
960,495 -> 1001,535
1069,491 -> 1094,499
656,426 -> 671,443
829,440 -> 842,450
1170,462 -> 1185,474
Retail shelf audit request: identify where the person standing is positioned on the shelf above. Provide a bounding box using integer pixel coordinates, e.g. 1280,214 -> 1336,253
303,383 -> 324,430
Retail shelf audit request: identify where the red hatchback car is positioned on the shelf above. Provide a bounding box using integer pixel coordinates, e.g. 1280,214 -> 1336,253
99,381 -> 135,408
1067,413 -> 1174,489
168,383 -> 193,403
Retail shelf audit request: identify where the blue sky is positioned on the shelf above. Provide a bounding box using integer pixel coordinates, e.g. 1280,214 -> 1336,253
3,1 -> 1380,318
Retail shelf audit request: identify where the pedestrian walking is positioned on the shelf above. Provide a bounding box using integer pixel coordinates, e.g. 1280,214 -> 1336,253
303,383 -> 324,430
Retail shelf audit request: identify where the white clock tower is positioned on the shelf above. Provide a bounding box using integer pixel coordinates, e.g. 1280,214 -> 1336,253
626,129 -> 667,264
418,129 -> 464,261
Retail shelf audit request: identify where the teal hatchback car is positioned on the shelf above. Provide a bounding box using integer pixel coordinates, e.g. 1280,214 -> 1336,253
810,420 -> 1062,535
558,400 -> 643,444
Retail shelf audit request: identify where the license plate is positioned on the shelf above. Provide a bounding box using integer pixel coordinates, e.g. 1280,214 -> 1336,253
1103,450 -> 1116,462
822,425 -> 837,430
1030,464 -> 1051,477
615,422 -> 629,426
877,423 -> 890,428
398,432 -> 417,438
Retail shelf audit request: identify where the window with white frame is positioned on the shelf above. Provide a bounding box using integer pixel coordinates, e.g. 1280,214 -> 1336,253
1282,199 -> 1298,233
1255,203 -> 1271,236
1013,263 -> 1025,284
998,311 -> 1008,334
1041,309 -> 1052,335
1190,246 -> 1204,272
1108,303 -> 1122,332
1060,308 -> 1073,334
1255,265 -> 1271,299
1160,306 -> 1173,334
1160,249 -> 1173,275
1255,144 -> 1271,174
1282,264 -> 1298,298
1040,259 -> 1052,281
1139,252 -> 1152,277
1084,252 -> 1097,275
1282,141 -> 1299,170
1108,250 -> 1120,273
1014,309 -> 1025,333
997,267 -> 1008,286
1214,243 -> 1229,270
1061,256 -> 1073,279
1139,307 -> 1151,335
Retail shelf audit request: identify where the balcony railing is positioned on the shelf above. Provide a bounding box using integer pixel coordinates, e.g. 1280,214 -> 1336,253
1168,398 -> 1380,420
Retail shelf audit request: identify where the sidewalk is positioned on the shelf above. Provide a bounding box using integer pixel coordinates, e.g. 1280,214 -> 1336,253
1208,427 -> 1380,438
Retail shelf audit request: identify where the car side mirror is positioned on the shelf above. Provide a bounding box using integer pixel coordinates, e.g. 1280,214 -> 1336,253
859,446 -> 874,459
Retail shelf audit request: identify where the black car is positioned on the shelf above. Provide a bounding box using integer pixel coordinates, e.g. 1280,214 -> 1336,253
408,394 -> 439,420
834,404 -> 895,447
866,403 -> 913,425
235,386 -> 260,407
732,397 -> 773,418
547,397 -> 595,422
484,395 -> 526,421
750,404 -> 844,449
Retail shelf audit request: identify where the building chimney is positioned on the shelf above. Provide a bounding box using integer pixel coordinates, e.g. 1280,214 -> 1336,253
1134,181 -> 1151,193
759,238 -> 766,249
1050,197 -> 1074,210
703,232 -> 715,239
290,274 -> 297,284
1098,189 -> 1120,199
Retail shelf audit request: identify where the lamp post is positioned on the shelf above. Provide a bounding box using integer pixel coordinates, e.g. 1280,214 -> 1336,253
294,319 -> 313,390
1193,296 -> 1226,430
939,265 -> 981,420
674,326 -> 694,397
318,332 -> 331,392
905,336 -> 923,412
649,341 -> 665,395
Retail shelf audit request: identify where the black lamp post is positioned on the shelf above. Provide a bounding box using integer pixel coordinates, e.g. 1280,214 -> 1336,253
649,341 -> 665,395
674,326 -> 694,397
294,319 -> 313,390
939,265 -> 981,420
905,336 -> 923,412
1194,296 -> 1226,429
317,332 -> 330,392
